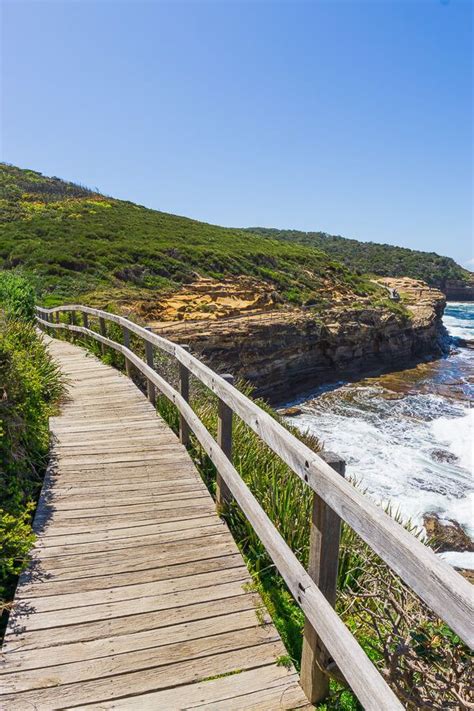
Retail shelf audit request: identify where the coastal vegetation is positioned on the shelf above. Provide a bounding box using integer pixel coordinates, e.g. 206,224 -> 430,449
1,164 -> 471,706
248,227 -> 472,292
0,163 -> 396,313
0,273 -> 64,636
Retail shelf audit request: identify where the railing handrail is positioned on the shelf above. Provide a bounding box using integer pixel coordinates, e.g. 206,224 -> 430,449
36,305 -> 473,707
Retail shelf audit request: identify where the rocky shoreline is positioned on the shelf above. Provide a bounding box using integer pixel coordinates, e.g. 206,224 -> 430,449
424,514 -> 474,583
151,278 -> 449,404
423,514 -> 474,554
147,283 -> 473,576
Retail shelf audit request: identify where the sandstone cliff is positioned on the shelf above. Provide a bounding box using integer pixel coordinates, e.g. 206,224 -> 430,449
148,278 -> 447,404
443,277 -> 474,302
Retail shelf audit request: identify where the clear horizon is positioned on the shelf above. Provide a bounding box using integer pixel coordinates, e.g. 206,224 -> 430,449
2,0 -> 472,267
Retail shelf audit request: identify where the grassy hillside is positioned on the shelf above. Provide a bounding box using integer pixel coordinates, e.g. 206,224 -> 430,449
0,163 -> 381,309
247,227 -> 472,291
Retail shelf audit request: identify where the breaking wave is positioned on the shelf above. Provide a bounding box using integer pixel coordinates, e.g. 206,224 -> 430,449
287,302 -> 474,566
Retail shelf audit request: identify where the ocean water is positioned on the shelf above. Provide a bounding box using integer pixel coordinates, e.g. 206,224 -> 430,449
288,302 -> 474,565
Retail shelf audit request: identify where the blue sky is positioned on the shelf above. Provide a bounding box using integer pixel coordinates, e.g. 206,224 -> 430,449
2,0 -> 472,265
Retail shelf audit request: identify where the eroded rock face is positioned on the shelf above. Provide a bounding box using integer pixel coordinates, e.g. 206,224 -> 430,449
375,277 -> 446,325
424,514 -> 474,554
443,277 -> 474,302
136,276 -> 280,321
150,278 -> 448,404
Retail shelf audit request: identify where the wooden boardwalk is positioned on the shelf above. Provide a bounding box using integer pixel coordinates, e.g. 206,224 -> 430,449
0,338 -> 310,710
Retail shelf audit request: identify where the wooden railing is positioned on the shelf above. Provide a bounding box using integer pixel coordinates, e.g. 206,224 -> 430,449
36,305 -> 473,710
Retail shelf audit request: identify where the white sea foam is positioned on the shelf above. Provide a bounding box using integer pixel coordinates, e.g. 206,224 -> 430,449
288,303 -> 474,567
443,303 -> 474,340
438,550 -> 474,570
430,410 -> 473,473
294,402 -> 474,537
443,315 -> 474,340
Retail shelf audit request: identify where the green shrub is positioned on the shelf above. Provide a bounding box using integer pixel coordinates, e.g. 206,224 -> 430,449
248,227 -> 472,290
0,271 -> 36,321
0,314 -> 63,635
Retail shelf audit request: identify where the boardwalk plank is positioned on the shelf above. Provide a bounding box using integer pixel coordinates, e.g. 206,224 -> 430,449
35,514 -> 219,547
1,643 -> 285,708
3,593 -> 264,650
74,666 -> 308,711
1,627 -> 280,692
0,337 -> 308,709
17,552 -> 244,598
15,566 -> 249,612
0,609 -> 269,671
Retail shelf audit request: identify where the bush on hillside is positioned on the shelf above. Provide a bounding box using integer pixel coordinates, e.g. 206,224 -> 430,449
0,272 -> 36,321
249,227 -> 472,290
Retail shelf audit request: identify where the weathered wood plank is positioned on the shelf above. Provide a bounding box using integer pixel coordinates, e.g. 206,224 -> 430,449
1,643 -> 285,708
14,567 -> 249,614
43,488 -> 209,511
36,508 -> 224,536
35,498 -> 216,524
35,513 -> 218,546
25,538 -> 237,578
16,552 -> 244,598
45,478 -> 205,498
0,608 -> 268,672
44,463 -> 197,482
73,665 -> 306,711
3,593 -> 263,650
32,522 -> 225,558
2,627 -> 279,692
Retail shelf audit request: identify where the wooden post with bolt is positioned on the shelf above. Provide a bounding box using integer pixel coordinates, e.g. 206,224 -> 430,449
99,317 -> 107,355
300,450 -> 346,704
144,328 -> 156,406
70,310 -> 76,341
216,373 -> 234,509
122,325 -> 132,377
178,346 -> 190,446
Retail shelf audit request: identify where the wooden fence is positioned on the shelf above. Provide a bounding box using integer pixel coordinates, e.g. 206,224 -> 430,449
36,305 -> 473,710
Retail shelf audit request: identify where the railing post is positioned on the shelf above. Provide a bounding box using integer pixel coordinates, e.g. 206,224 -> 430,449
82,312 -> 89,330
70,310 -> 76,341
178,346 -> 190,446
55,311 -> 60,324
216,374 -> 234,509
122,325 -> 132,377
99,317 -> 107,355
300,450 -> 346,704
144,328 -> 156,406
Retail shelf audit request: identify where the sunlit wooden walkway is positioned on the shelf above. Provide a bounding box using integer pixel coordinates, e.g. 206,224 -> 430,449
0,338 -> 309,710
